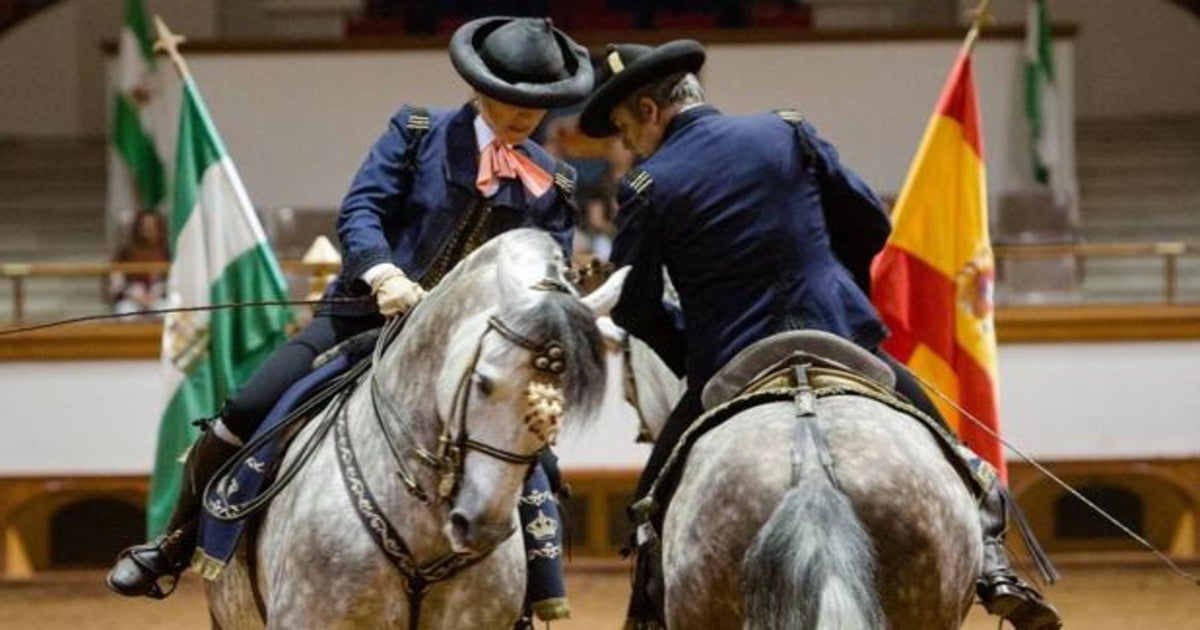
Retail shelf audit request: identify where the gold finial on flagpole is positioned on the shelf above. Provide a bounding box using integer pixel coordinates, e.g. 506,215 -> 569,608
961,0 -> 995,57
152,16 -> 191,81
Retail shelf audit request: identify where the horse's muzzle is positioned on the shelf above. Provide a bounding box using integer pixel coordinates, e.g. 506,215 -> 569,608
446,509 -> 516,554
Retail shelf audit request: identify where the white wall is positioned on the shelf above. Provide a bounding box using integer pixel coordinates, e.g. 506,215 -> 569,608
3,1 -> 1199,137
998,341 -> 1200,461
0,0 -> 217,137
125,36 -> 1070,216
987,0 -> 1200,118
1,340 -> 1196,475
701,38 -> 1077,199
0,2 -> 82,136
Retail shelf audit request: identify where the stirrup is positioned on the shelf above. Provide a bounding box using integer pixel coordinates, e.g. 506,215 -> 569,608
106,537 -> 188,600
977,574 -> 1062,630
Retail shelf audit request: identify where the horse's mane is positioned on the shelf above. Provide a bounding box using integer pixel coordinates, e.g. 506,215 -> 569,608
417,230 -> 606,423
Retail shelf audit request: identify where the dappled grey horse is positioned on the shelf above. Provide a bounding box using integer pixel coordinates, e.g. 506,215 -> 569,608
206,230 -> 606,629
590,271 -> 982,629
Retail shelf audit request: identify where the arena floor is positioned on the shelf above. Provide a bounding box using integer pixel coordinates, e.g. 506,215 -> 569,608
1,564 -> 1198,629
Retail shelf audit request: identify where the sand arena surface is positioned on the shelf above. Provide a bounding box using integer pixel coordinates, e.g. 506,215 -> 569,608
1,565 -> 1197,628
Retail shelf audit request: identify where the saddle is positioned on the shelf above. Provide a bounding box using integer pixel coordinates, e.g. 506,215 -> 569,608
194,330 -> 379,577
701,330 -> 895,410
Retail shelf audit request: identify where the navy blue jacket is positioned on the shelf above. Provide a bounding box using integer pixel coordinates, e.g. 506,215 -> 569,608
610,106 -> 890,391
323,103 -> 576,316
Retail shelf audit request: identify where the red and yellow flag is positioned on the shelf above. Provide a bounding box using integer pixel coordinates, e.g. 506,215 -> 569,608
870,51 -> 1005,479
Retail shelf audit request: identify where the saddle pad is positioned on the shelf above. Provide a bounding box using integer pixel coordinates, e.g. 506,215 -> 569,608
639,382 -> 994,531
193,351 -> 358,579
701,330 -> 895,410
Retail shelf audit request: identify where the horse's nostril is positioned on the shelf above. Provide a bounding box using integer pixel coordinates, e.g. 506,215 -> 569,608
449,510 -> 471,540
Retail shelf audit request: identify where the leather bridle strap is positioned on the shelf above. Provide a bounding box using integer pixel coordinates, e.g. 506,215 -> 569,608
334,402 -> 489,630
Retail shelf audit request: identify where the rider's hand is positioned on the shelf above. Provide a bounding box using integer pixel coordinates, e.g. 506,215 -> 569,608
369,265 -> 425,317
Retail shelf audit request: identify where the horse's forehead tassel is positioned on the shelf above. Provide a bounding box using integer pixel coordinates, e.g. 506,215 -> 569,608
525,380 -> 564,444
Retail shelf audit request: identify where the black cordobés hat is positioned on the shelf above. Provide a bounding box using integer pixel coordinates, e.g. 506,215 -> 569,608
450,16 -> 594,109
579,39 -> 706,137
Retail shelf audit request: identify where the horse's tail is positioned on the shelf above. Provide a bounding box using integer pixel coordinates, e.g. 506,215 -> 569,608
742,430 -> 883,630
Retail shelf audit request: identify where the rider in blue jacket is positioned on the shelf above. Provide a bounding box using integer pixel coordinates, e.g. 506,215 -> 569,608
109,18 -> 592,622
579,39 -> 1061,630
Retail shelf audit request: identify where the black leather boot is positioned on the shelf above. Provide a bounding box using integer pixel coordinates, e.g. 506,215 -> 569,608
623,500 -> 666,630
976,485 -> 1063,630
107,430 -> 240,599
623,543 -> 666,630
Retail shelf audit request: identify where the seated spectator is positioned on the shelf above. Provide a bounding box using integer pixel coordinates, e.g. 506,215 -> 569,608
109,210 -> 170,317
579,192 -> 616,260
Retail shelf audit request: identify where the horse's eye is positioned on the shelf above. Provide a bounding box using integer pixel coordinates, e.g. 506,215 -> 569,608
474,373 -> 493,396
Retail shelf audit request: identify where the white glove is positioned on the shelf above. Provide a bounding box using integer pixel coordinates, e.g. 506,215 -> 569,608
369,266 -> 425,317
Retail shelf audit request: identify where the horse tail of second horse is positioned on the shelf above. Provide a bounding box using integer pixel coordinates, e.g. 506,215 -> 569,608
742,437 -> 883,630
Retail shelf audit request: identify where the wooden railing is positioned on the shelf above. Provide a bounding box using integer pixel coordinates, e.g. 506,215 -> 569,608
1,240 -> 1198,325
993,240 -> 1200,305
0,260 -> 340,325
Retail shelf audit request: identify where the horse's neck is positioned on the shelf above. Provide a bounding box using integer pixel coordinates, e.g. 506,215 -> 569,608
628,335 -> 686,440
340,316 -> 458,556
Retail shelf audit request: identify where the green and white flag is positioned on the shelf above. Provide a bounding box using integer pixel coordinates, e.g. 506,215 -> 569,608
148,77 -> 293,536
108,0 -> 166,246
1024,0 -> 1060,189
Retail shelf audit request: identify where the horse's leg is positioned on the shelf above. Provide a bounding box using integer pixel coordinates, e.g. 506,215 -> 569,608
663,405 -> 797,629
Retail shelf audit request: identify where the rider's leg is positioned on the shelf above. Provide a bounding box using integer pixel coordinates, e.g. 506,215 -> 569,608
107,315 -> 373,599
877,350 -> 1062,630
625,387 -> 704,628
106,428 -> 238,598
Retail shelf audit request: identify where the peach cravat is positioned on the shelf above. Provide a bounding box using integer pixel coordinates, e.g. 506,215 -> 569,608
476,139 -> 552,198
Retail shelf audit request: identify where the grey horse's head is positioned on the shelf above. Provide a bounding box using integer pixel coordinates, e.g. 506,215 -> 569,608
419,230 -> 606,553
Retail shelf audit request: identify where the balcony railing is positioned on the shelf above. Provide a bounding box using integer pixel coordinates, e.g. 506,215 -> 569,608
1,241 -> 1198,326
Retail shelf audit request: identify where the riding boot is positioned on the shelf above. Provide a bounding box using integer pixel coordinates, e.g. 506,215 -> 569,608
976,484 -> 1063,630
107,430 -> 240,599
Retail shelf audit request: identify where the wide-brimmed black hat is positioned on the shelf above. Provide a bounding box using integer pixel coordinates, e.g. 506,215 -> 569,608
579,39 -> 706,137
450,17 -> 593,109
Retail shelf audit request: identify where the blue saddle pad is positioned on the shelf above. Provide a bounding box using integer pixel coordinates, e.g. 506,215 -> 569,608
193,351 -> 357,577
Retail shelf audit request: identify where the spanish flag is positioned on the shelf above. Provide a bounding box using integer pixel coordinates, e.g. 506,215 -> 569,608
870,51 -> 1005,479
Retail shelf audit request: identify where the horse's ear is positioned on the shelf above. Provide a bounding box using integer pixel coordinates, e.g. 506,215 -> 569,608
581,266 -> 630,316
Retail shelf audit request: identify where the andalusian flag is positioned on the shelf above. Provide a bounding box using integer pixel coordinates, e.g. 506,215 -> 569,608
148,77 -> 293,535
108,0 -> 165,245
870,51 -> 1005,478
1025,0 -> 1059,188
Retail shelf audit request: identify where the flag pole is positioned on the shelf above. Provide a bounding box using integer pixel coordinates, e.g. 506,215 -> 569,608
960,0 -> 994,57
152,16 -> 191,82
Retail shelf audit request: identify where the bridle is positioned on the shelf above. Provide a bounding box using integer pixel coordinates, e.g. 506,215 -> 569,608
368,303 -> 568,507
337,278 -> 572,630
